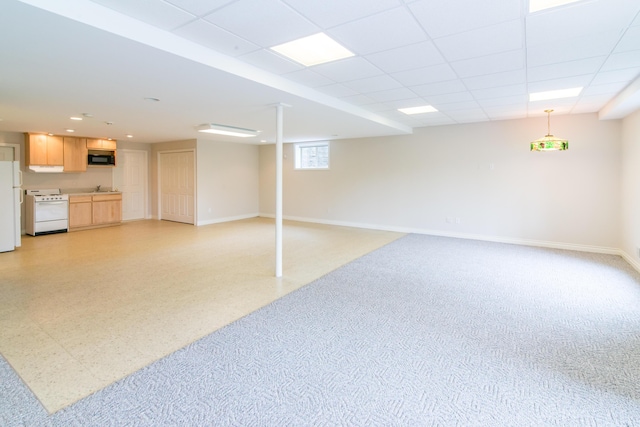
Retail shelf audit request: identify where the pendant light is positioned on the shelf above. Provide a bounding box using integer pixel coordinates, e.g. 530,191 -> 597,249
530,109 -> 568,151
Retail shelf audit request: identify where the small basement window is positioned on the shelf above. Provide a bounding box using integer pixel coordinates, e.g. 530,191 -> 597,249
294,141 -> 329,170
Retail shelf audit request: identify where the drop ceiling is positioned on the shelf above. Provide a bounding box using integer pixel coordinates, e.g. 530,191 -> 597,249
0,0 -> 639,144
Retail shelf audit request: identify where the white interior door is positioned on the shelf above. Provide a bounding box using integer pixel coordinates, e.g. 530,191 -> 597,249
117,150 -> 148,221
159,151 -> 195,224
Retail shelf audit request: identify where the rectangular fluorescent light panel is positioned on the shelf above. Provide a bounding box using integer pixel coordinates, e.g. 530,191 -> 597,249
398,105 -> 438,115
197,124 -> 259,138
529,87 -> 583,102
271,33 -> 354,67
529,0 -> 582,13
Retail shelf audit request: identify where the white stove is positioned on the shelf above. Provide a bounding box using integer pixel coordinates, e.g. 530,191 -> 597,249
25,189 -> 69,236
27,189 -> 69,202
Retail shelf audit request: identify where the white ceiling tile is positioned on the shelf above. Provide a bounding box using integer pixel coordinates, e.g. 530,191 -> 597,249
527,57 -> 606,82
312,57 -> 383,82
173,19 -> 259,57
367,87 -> 419,102
590,68 -> 640,86
282,0 -> 401,28
528,97 -> 578,111
526,0 -> 640,45
434,100 -> 481,112
601,50 -> 640,72
581,81 -> 629,96
165,0 -> 235,17
91,0 -> 196,30
283,69 -> 335,87
408,0 -> 521,39
526,30 -> 622,67
426,92 -> 475,105
238,49 -> 303,74
484,107 -> 527,120
434,20 -> 523,62
391,63 -> 457,86
478,95 -> 528,111
411,79 -> 468,97
478,94 -> 529,111
203,0 -> 318,47
462,70 -> 526,91
472,84 -> 527,100
451,50 -> 524,78
342,75 -> 403,93
477,95 -> 528,108
527,74 -> 594,93
364,41 -> 445,74
316,84 -> 359,98
615,26 -> 640,53
328,7 -> 427,55
448,110 -> 490,123
572,94 -> 612,113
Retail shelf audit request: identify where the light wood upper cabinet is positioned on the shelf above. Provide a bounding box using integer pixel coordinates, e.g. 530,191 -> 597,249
63,136 -> 88,173
86,138 -> 117,150
25,133 -> 64,166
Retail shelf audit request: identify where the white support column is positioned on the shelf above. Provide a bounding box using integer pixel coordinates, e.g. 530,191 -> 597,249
275,104 -> 284,278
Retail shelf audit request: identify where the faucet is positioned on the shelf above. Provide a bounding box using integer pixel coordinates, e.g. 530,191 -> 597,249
96,185 -> 101,192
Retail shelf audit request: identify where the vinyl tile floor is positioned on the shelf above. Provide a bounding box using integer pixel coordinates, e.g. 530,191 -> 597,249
0,218 -> 403,413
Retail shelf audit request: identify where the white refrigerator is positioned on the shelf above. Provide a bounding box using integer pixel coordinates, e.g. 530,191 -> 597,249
0,161 -> 22,252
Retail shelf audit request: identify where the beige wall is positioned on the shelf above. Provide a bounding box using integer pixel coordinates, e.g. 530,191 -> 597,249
620,109 -> 640,268
196,141 -> 259,225
260,113 -> 622,251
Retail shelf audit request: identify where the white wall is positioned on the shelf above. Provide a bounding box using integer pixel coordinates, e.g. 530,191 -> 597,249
620,109 -> 640,267
196,140 -> 259,225
260,113 -> 621,252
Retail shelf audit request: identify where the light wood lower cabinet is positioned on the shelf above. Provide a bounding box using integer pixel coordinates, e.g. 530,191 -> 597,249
69,193 -> 122,231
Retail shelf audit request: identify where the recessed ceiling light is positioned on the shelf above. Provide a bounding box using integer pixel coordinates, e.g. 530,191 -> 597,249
270,33 -> 354,67
529,87 -> 583,102
66,129 -> 75,133
196,123 -> 260,138
126,134 -> 133,138
529,0 -> 582,13
398,105 -> 438,115
70,116 -> 82,121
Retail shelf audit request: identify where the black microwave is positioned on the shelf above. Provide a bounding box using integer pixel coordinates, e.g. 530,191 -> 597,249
88,153 -> 115,166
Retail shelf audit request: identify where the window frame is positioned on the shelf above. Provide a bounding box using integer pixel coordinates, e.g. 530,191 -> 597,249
293,141 -> 330,170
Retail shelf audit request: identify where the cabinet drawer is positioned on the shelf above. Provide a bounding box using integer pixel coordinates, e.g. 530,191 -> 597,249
92,194 -> 122,202
69,195 -> 92,203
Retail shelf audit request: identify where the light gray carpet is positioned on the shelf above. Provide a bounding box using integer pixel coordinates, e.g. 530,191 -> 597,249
2,234 -> 640,426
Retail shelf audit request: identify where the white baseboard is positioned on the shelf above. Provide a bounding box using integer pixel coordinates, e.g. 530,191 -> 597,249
258,212 -> 622,257
197,213 -> 259,226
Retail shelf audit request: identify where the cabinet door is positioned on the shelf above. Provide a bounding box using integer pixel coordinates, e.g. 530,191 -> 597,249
87,138 -> 117,150
26,134 -> 48,165
93,200 -> 122,224
47,135 -> 64,166
69,202 -> 92,228
63,137 -> 88,172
